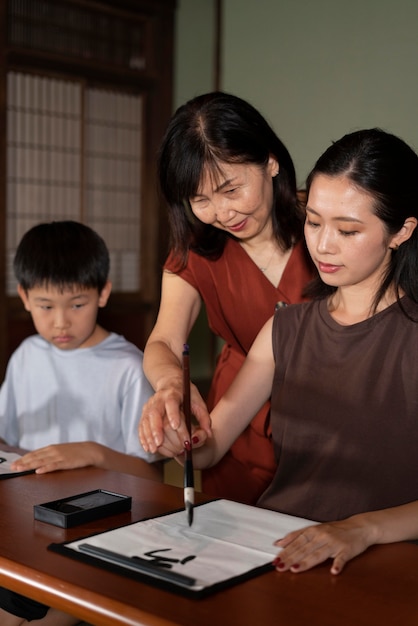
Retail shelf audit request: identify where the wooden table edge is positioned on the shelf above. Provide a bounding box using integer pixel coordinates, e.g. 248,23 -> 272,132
0,554 -> 179,626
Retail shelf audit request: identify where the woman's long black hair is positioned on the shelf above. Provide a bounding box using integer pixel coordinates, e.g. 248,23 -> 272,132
158,92 -> 304,268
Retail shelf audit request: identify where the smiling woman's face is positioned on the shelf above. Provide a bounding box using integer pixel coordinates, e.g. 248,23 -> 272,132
189,157 -> 279,241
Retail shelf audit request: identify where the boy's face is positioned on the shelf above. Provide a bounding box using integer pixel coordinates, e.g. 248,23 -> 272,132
17,282 -> 111,350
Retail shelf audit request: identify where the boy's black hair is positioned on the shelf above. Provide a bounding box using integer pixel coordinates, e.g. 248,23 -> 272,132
14,221 -> 110,292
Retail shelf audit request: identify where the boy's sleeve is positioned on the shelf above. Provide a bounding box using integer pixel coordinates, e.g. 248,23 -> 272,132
0,358 -> 19,446
120,366 -> 160,463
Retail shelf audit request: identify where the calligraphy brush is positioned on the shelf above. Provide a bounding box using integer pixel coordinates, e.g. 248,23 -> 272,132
182,344 -> 194,526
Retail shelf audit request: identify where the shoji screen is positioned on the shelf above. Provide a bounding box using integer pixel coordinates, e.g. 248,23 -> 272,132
6,72 -> 143,295
84,88 -> 143,292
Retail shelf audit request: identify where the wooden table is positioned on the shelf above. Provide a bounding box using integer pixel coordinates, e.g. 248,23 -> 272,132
1,467 -> 418,626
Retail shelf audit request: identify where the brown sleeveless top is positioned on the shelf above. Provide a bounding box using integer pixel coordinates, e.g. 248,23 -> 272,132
258,297 -> 418,521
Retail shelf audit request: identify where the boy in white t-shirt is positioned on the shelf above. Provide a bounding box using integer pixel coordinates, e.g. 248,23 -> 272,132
0,220 -> 162,626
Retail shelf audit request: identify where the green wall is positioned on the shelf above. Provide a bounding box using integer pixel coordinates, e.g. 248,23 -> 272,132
174,0 -> 216,107
176,0 -> 418,185
222,0 -> 418,185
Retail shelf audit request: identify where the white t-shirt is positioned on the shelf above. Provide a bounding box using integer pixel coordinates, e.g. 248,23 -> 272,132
0,332 -> 156,462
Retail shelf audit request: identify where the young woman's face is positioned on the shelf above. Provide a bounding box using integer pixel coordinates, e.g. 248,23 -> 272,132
304,174 -> 397,292
189,158 -> 278,241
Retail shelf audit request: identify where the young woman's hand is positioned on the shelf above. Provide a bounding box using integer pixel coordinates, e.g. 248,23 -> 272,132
273,516 -> 376,575
139,381 -> 212,454
148,415 -> 209,461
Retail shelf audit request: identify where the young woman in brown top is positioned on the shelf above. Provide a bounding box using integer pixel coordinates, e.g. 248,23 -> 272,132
140,128 -> 418,575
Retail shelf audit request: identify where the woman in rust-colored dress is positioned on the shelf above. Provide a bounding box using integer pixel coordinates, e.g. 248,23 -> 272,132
140,92 -> 314,505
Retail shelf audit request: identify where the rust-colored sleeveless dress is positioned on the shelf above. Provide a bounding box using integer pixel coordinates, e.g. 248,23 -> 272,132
164,238 -> 314,504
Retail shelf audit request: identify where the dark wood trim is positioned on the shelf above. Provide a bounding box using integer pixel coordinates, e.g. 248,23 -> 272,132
0,2 -> 7,379
214,0 -> 222,90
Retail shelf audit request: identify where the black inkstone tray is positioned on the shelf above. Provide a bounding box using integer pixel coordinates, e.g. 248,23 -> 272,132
34,489 -> 132,528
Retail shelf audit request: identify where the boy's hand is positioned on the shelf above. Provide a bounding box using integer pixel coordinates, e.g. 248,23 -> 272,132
10,442 -> 101,474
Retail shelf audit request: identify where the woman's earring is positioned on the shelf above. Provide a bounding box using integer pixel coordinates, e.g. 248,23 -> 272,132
389,243 -> 399,251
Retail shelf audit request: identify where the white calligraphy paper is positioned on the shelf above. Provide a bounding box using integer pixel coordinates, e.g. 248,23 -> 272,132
65,499 -> 317,592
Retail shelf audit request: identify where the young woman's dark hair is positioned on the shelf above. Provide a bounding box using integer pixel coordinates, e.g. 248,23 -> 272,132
14,220 -> 110,292
158,91 -> 303,267
304,128 -> 418,309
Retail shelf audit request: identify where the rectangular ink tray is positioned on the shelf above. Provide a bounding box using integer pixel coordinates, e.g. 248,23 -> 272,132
34,489 -> 132,528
